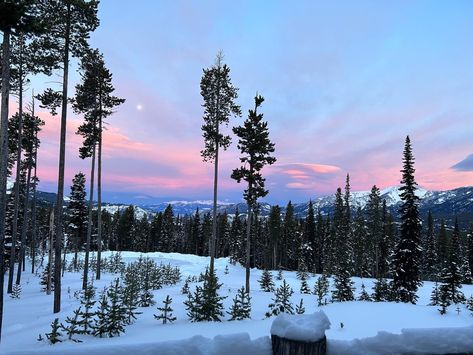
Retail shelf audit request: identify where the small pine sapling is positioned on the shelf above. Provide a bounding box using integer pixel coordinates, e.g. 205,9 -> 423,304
227,286 -> 251,321
300,274 -> 311,294
296,299 -> 305,314
466,295 -> 473,314
224,265 -> 229,275
258,269 -> 275,292
93,292 -> 110,338
11,283 -> 21,299
265,280 -> 294,318
154,295 -> 176,324
45,318 -> 63,344
78,282 -> 96,334
429,281 -> 439,306
314,274 -> 329,306
358,283 -> 372,301
61,307 -> 83,342
181,279 -> 190,295
276,269 -> 283,281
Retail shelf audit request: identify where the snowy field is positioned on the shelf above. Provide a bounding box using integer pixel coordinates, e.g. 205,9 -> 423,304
2,251 -> 473,354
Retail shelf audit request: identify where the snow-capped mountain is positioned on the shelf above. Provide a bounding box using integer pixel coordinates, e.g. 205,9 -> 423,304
140,200 -> 233,216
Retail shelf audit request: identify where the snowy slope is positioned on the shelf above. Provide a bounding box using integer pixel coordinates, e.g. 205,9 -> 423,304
2,252 -> 473,354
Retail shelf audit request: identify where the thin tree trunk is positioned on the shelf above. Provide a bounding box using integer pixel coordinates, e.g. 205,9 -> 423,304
83,144 -> 96,290
8,38 -> 24,293
96,112 -> 102,280
209,127 -> 219,274
15,150 -> 33,284
47,209 -> 54,296
0,27 -> 12,343
30,160 -> 37,274
54,2 -> 71,313
245,204 -> 252,293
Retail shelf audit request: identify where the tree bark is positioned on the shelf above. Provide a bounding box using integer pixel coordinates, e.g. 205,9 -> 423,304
96,106 -> 102,280
0,27 -> 12,343
209,123 -> 219,274
54,2 -> 71,313
8,36 -> 25,294
82,144 -> 96,290
15,150 -> 33,284
30,156 -> 37,274
245,203 -> 252,293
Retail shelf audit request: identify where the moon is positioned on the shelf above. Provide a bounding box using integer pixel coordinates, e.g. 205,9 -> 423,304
136,104 -> 143,111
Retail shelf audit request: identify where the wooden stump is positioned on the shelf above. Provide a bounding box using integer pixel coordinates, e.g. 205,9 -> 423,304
271,334 -> 327,355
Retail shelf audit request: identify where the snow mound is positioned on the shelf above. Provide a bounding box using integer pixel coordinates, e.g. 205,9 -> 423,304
330,325 -> 473,355
270,311 -> 331,342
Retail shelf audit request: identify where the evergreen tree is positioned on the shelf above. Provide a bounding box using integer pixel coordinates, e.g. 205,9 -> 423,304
265,280 -> 294,318
466,295 -> 473,314
353,207 -> 368,277
300,273 -> 311,294
61,307 -> 82,342
437,220 -> 449,272
78,282 -> 96,334
66,173 -> 87,270
45,318 -> 63,344
184,267 -> 226,322
438,219 -> 465,306
295,299 -> 305,314
231,94 -> 276,292
314,274 -> 330,306
200,52 -> 241,274
467,225 -> 473,283
258,269 -> 275,292
332,268 -> 354,302
422,211 -> 436,280
358,283 -> 372,301
123,267 -> 141,324
372,277 -> 390,302
93,292 -> 110,338
10,283 -> 21,299
304,200 -> 316,271
181,279 -> 190,295
154,295 -> 176,324
138,268 -> 155,307
268,205 -> 281,269
366,185 -> 382,278
392,136 -> 422,304
227,286 -> 251,321
429,281 -> 439,306
105,279 -> 127,337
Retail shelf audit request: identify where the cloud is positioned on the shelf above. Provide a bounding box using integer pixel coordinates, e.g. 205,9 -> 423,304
451,154 -> 473,172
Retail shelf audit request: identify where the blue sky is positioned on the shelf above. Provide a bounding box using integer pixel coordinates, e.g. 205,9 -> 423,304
32,0 -> 473,204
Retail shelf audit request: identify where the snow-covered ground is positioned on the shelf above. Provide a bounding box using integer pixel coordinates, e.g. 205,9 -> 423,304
2,251 -> 473,354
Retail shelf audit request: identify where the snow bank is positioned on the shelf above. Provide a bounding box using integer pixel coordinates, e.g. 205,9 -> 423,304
7,333 -> 271,355
330,325 -> 473,355
270,311 -> 331,342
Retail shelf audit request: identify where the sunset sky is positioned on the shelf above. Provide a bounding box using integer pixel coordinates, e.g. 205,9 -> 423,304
26,0 -> 473,204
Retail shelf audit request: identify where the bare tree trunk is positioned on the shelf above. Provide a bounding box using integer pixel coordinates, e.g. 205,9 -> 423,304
209,129 -> 219,274
245,204 -> 252,293
54,2 -> 71,313
15,152 -> 33,284
47,209 -> 54,295
8,37 -> 25,293
0,27 -> 12,343
30,161 -> 37,274
96,113 -> 102,280
83,144 -> 96,290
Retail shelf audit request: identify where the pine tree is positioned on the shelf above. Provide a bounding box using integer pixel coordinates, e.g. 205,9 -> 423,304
391,136 -> 422,304
332,264 -> 354,302
231,94 -> 276,293
105,279 -> 127,337
265,280 -> 294,318
78,282 -> 96,334
295,299 -> 305,314
258,269 -> 275,292
45,318 -> 63,344
93,292 -> 110,338
181,279 -> 190,295
314,274 -> 330,306
366,185 -> 382,278
422,211 -> 436,280
466,295 -> 473,314
61,307 -> 83,342
429,281 -> 439,306
122,268 -> 141,325
66,173 -> 87,270
300,273 -> 311,294
276,269 -> 283,281
184,267 -> 226,322
227,287 -> 251,321
372,277 -> 390,302
200,52 -> 241,274
438,219 -> 465,306
154,295 -> 176,324
358,283 -> 371,301
138,269 -> 155,307
10,283 -> 21,299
